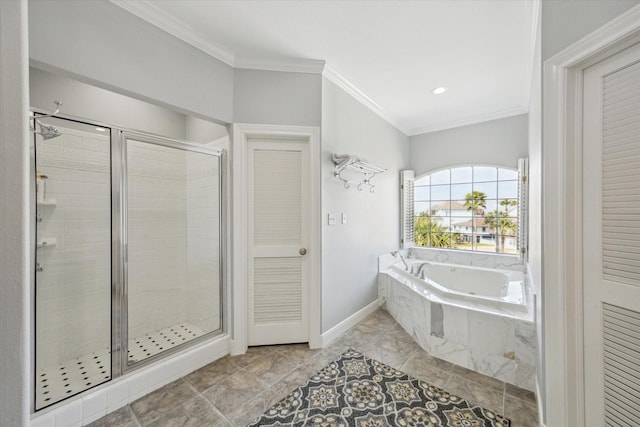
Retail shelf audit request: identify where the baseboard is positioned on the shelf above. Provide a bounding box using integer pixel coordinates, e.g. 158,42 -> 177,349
536,377 -> 546,427
320,298 -> 383,347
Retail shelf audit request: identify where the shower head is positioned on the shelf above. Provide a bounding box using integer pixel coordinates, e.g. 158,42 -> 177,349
36,121 -> 61,140
29,100 -> 64,140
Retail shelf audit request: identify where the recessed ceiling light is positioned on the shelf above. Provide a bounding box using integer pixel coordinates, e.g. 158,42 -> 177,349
95,127 -> 106,132
432,87 -> 448,95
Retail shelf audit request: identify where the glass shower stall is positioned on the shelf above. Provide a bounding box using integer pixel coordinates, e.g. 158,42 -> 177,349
33,115 -> 224,410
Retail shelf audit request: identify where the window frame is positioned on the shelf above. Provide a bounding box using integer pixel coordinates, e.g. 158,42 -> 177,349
412,164 -> 522,255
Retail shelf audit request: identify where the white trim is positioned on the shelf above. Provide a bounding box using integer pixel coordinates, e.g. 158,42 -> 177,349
322,66 -> 410,135
109,0 -> 326,76
542,5 -> 640,427
235,57 -> 326,74
230,124 -> 248,356
31,335 -> 230,426
536,376 -> 546,427
320,298 -> 383,347
522,0 -> 541,112
232,124 -> 322,354
409,106 -> 527,136
109,0 -> 236,67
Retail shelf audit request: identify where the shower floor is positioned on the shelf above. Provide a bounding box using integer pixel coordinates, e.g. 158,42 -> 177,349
36,322 -> 206,409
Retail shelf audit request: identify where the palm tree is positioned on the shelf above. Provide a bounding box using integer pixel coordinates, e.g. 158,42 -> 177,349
495,199 -> 518,252
485,210 -> 517,253
463,191 -> 487,250
500,199 -> 517,213
414,212 -> 453,248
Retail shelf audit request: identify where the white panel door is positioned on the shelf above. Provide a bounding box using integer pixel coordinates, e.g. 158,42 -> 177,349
247,139 -> 310,345
583,42 -> 640,427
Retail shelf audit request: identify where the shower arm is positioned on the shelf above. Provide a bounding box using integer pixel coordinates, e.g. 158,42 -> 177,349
33,100 -> 63,120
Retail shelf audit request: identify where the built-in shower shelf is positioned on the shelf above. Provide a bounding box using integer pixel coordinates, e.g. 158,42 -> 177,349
37,199 -> 57,207
37,238 -> 56,249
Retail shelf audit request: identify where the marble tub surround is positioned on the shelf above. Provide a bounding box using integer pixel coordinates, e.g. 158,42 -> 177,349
377,250 -> 410,301
378,250 -> 408,270
381,269 -> 537,392
408,247 -> 525,272
382,263 -> 530,322
402,260 -> 527,313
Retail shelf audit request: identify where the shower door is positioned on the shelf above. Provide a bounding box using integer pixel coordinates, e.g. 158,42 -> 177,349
34,117 -> 113,410
121,131 -> 223,368
34,116 -> 225,411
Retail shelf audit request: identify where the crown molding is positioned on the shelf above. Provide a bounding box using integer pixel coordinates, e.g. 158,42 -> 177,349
110,0 -> 535,138
409,106 -> 528,136
110,0 -> 326,75
322,65 -> 410,135
545,3 -> 640,67
110,0 -> 236,66
235,57 -> 326,74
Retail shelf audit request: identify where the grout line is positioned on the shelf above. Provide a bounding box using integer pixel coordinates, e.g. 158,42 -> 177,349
126,405 -> 143,427
199,388 -> 236,427
502,382 -> 507,416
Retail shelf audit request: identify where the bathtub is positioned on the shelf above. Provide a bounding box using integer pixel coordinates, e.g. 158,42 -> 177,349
378,250 -> 536,391
397,259 -> 527,314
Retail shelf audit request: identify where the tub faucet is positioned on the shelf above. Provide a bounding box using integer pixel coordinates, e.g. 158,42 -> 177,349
415,262 -> 432,278
391,251 -> 409,270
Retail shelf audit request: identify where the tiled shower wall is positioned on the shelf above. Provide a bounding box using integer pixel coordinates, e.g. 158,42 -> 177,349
37,129 -> 222,370
127,142 -> 222,340
126,141 -> 188,340
186,148 -> 221,333
36,127 -> 112,369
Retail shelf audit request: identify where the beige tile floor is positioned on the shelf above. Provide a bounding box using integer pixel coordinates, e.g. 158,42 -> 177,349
88,309 -> 538,426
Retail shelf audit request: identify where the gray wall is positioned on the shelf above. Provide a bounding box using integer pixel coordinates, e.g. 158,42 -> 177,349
30,68 -> 188,139
186,116 -> 229,143
234,69 -> 322,126
321,78 -> 409,332
29,0 -> 234,123
409,114 -> 528,175
542,0 -> 640,60
0,1 -> 30,425
539,1 -> 639,423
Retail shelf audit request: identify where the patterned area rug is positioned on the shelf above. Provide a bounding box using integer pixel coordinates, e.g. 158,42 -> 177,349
249,349 -> 510,427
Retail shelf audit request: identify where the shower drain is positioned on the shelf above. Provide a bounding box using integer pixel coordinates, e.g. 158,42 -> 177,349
35,322 -> 206,409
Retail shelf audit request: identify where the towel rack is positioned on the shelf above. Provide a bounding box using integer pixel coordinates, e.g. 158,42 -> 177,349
332,153 -> 386,193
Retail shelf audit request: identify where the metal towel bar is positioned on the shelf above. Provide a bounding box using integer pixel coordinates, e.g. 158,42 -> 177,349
332,153 -> 386,193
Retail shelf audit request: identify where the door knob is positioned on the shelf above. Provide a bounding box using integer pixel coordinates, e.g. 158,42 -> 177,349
299,248 -> 307,255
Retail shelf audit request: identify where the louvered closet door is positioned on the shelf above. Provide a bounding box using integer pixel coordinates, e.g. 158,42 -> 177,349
247,140 -> 309,346
583,42 -> 640,427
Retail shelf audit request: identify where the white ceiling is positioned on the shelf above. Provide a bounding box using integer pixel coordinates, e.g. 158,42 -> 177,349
113,0 -> 538,136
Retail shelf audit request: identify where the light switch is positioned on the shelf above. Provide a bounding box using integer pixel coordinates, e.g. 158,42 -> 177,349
342,213 -> 348,224
328,214 -> 336,226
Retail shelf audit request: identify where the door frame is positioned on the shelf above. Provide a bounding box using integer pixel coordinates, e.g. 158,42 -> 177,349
231,123 -> 321,355
543,5 -> 640,426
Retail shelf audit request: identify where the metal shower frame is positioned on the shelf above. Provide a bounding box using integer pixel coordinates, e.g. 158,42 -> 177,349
31,110 -> 227,410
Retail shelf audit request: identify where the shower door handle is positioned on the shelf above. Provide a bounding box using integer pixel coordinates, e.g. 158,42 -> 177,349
299,248 -> 307,256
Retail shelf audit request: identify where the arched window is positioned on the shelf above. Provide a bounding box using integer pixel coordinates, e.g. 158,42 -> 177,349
413,166 -> 520,254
